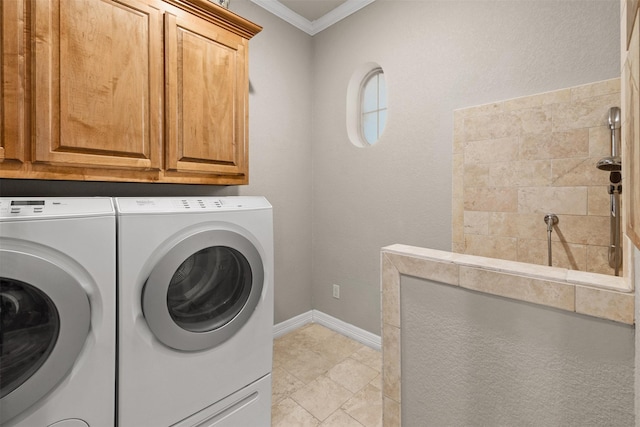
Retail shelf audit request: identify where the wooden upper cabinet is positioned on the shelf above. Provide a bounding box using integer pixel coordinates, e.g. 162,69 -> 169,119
0,0 -> 260,183
32,0 -> 163,171
164,11 -> 248,180
1,0 -> 27,166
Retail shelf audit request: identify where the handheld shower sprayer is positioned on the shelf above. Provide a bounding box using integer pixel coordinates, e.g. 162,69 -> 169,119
597,107 -> 621,171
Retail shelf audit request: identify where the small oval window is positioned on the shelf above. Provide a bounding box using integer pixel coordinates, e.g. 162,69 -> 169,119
347,63 -> 387,147
360,68 -> 387,145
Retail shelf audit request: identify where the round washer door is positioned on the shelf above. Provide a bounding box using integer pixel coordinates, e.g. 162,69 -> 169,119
0,251 -> 91,424
143,230 -> 264,351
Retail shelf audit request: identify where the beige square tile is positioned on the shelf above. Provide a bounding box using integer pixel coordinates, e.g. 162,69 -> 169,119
382,324 -> 400,403
281,346 -> 335,384
452,197 -> 464,244
589,125 -> 612,158
350,346 -> 382,372
570,78 -> 620,101
517,187 -> 588,215
272,398 -> 320,427
463,163 -> 490,188
517,239 -> 587,271
328,358 -> 379,394
586,245 -> 617,276
452,153 -> 464,197
463,234 -> 518,261
311,333 -> 365,366
386,253 -> 459,286
551,157 -> 609,187
520,129 -> 589,160
382,254 -> 400,328
464,187 -> 518,212
463,112 -> 521,141
489,160 -> 551,187
464,136 -> 519,164
342,384 -> 382,427
383,397 -> 401,427
547,214 -> 609,246
459,266 -> 575,311
297,323 -> 340,347
291,375 -> 353,421
511,105 -> 553,134
489,212 -> 541,240
452,241 -> 465,253
368,374 -> 381,390
552,93 -> 621,131
587,186 -> 610,216
274,324 -> 331,357
575,285 -> 634,324
320,410 -> 364,427
272,366 -> 306,405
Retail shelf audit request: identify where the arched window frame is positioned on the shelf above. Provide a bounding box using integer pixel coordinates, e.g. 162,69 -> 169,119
359,67 -> 387,146
347,63 -> 387,147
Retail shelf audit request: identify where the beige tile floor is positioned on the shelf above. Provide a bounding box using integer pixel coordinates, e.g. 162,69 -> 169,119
271,323 -> 383,427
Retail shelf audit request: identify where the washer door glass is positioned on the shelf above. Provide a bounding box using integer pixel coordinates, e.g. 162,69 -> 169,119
143,230 -> 264,352
168,246 -> 251,332
0,250 -> 91,425
0,278 -> 59,398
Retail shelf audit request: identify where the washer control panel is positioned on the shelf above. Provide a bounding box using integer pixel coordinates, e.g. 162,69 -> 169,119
0,198 -> 115,219
115,196 -> 271,214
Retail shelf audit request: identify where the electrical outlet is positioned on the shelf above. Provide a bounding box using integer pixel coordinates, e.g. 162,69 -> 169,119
332,284 -> 340,299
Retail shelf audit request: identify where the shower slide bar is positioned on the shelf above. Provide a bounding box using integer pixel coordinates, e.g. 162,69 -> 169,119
597,106 -> 622,276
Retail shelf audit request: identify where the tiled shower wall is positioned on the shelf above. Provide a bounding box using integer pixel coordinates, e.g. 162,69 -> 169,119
452,78 -> 621,275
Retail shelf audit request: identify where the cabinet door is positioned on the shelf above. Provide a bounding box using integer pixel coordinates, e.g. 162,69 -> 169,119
165,11 -> 248,179
1,0 -> 26,166
32,0 -> 162,171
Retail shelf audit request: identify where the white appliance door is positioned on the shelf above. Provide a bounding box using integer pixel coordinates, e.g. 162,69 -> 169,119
142,230 -> 264,351
0,251 -> 91,424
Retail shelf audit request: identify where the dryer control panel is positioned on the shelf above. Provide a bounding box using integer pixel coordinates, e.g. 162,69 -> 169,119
115,197 -> 271,214
0,198 -> 115,219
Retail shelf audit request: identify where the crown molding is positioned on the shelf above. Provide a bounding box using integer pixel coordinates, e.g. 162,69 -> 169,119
250,0 -> 375,36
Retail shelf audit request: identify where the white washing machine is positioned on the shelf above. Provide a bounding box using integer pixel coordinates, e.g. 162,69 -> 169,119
115,196 -> 273,427
0,197 -> 116,427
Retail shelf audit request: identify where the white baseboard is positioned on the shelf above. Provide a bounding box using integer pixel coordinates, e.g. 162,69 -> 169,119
273,310 -> 381,351
273,310 -> 313,339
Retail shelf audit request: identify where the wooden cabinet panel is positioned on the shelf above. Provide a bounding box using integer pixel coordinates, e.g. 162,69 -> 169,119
626,9 -> 640,248
0,0 -> 260,184
32,0 -> 163,170
1,0 -> 27,165
165,11 -> 248,179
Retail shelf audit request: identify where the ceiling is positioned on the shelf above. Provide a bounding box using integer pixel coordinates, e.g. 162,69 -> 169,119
249,0 -> 375,35
279,0 -> 348,21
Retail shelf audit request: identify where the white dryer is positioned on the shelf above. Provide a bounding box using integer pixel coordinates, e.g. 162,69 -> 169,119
0,197 -> 116,427
115,196 -> 273,427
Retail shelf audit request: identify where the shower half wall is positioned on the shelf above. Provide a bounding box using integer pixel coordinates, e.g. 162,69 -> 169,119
452,78 -> 621,276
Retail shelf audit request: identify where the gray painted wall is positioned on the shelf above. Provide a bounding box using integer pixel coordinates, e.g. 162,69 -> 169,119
0,0 -> 314,325
311,0 -> 620,334
402,275 -> 635,426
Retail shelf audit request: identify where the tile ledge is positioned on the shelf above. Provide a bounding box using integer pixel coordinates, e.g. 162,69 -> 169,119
382,244 -> 633,292
566,270 -> 632,293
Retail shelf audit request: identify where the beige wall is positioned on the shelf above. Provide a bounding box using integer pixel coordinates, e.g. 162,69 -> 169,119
452,79 -> 621,275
